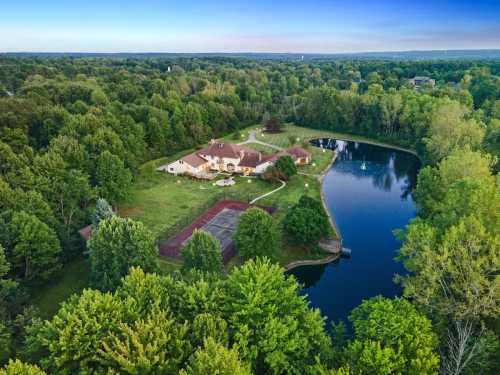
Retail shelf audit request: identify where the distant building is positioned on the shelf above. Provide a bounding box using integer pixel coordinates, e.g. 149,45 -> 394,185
409,76 -> 435,88
157,141 -> 311,179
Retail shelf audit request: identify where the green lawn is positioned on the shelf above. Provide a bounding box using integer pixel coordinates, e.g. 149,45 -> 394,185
257,123 -> 415,153
243,142 -> 279,154
32,257 -> 90,318
120,172 -> 279,242
158,257 -> 183,273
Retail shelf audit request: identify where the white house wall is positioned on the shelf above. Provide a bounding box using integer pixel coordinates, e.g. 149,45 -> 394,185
165,160 -> 187,174
222,157 -> 240,171
255,161 -> 274,174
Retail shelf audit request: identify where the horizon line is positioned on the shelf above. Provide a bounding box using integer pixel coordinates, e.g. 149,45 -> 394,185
2,48 -> 500,55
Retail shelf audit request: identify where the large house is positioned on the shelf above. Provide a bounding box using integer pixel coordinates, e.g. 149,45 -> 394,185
158,141 -> 311,178
409,76 -> 435,88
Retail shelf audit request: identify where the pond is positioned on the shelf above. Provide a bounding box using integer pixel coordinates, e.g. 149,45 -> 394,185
288,139 -> 421,325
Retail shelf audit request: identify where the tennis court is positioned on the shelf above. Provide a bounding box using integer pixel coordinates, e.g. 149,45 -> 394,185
160,200 -> 274,262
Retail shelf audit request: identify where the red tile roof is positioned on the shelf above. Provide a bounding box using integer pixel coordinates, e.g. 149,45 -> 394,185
239,152 -> 262,168
78,225 -> 92,240
286,147 -> 312,158
182,152 -> 208,167
200,142 -> 244,159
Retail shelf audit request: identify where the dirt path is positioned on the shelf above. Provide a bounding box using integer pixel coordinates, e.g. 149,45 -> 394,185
284,254 -> 340,271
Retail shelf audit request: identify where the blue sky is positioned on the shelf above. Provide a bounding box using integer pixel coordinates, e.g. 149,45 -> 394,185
1,0 -> 499,53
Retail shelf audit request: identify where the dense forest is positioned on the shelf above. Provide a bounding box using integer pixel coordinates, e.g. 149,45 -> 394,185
0,55 -> 498,374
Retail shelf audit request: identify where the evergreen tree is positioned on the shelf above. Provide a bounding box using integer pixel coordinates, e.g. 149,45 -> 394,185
180,338 -> 251,375
100,311 -> 191,374
91,198 -> 115,229
0,359 -> 46,375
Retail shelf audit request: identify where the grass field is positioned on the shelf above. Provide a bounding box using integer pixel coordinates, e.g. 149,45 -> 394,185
120,172 -> 279,242
243,142 -> 279,154
258,123 -> 388,148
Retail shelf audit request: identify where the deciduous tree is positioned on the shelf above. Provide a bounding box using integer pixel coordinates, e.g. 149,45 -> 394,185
182,230 -> 223,274
234,208 -> 278,260
95,151 -> 132,206
274,155 -> 297,180
223,258 -> 332,374
284,196 -> 330,244
345,297 -> 440,375
89,216 -> 158,291
8,211 -> 61,281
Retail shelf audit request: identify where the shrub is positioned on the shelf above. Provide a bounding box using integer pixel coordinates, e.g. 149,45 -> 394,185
264,117 -> 282,133
275,155 -> 297,180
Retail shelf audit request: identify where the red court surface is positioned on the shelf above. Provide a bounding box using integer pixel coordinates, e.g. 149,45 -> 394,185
159,200 -> 274,263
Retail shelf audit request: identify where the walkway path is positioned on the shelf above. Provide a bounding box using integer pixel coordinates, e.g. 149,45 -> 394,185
284,254 -> 339,271
238,130 -> 283,151
250,179 -> 286,204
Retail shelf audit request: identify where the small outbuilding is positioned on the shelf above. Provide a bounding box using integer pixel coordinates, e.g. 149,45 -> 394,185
285,147 -> 312,165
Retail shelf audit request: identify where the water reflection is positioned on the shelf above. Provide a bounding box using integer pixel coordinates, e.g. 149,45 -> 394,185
289,139 -> 420,324
313,139 -> 419,200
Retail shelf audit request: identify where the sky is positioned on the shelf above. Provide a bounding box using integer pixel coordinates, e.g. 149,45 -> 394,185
1,0 -> 499,53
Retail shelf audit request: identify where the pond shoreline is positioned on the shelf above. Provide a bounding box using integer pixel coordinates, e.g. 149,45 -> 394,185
328,135 -> 420,159
285,135 -> 419,273
284,148 -> 342,272
285,254 -> 339,271
319,151 -> 342,242
289,138 -> 420,323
